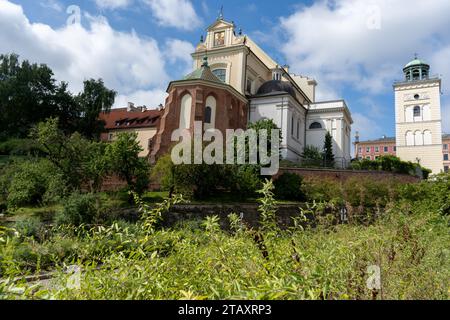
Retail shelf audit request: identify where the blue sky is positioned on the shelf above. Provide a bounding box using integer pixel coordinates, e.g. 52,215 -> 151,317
1,0 -> 449,142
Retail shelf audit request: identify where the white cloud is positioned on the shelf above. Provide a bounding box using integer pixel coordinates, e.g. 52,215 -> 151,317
352,113 -> 384,141
144,0 -> 201,30
114,89 -> 168,108
280,0 -> 450,98
95,0 -> 132,10
0,0 -> 197,109
39,0 -> 63,12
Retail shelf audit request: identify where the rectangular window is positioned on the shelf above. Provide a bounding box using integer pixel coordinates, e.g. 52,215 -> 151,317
444,154 -> 449,161
291,117 -> 294,136
375,147 -> 379,153
358,147 -> 362,153
366,147 -> 370,153
445,166 -> 449,173
394,146 -> 397,152
214,31 -> 225,46
296,120 -> 300,139
108,133 -> 113,141
366,156 -> 371,160
246,78 -> 253,94
444,144 -> 449,150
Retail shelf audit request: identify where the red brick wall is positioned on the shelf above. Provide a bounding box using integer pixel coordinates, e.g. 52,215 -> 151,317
276,167 -> 420,183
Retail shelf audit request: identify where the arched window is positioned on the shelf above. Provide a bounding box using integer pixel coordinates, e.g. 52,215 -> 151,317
179,94 -> 192,129
406,131 -> 414,146
423,130 -> 432,145
309,122 -> 322,130
413,106 -> 421,118
204,106 -> 212,124
204,96 -> 216,130
414,130 -> 423,146
212,69 -> 226,82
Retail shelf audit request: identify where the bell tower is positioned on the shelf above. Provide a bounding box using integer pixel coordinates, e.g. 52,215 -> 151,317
394,56 -> 443,174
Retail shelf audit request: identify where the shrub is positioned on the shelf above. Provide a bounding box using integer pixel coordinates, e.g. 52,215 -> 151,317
0,139 -> 43,156
55,192 -> 98,226
3,159 -> 67,208
14,217 -> 44,240
273,173 -> 305,201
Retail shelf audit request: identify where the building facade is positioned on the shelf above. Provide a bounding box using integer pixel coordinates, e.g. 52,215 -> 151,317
355,136 -> 397,160
99,103 -> 161,157
150,15 -> 353,167
394,57 -> 443,174
355,134 -> 450,173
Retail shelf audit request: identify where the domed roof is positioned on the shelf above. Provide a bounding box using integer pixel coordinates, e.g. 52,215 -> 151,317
404,58 -> 429,69
256,80 -> 296,98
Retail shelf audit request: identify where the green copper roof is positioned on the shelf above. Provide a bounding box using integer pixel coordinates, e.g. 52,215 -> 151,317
404,58 -> 429,68
183,57 -> 222,83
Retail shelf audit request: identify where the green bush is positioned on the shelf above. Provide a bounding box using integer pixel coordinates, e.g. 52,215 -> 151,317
152,154 -> 262,200
273,173 -> 305,201
55,192 -> 98,226
0,139 -> 43,156
2,159 -> 67,208
14,217 -> 44,240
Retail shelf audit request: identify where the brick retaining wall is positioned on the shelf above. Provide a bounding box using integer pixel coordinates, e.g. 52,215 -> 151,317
277,167 -> 420,183
99,168 -> 420,192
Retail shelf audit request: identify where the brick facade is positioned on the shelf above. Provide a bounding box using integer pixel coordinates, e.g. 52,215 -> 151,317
150,82 -> 248,162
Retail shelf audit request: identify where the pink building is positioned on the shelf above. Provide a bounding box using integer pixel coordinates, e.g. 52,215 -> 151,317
355,136 -> 396,161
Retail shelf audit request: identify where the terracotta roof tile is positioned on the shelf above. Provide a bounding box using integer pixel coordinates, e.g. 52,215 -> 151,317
99,108 -> 162,130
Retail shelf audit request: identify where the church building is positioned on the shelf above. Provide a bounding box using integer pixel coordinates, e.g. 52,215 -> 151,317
145,14 -> 353,168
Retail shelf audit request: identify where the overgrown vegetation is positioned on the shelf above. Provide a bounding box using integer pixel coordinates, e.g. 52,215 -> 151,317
0,175 -> 448,300
351,155 -> 431,178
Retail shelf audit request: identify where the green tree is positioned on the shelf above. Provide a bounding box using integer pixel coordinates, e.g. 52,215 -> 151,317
0,54 -> 62,139
31,118 -> 110,191
0,54 -> 116,140
106,132 -> 150,194
301,145 -> 323,168
323,132 -> 335,168
75,79 -> 116,140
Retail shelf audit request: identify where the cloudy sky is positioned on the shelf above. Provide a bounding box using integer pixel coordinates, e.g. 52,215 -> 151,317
0,0 -> 449,141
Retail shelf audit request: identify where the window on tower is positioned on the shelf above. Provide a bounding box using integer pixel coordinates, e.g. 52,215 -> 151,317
413,106 -> 421,118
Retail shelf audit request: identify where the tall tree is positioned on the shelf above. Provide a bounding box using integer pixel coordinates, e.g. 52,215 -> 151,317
0,54 -> 116,140
75,79 -> 116,140
323,132 -> 335,168
0,54 -> 59,139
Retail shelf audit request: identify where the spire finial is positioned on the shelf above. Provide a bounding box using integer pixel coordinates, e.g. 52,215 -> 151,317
414,52 -> 418,60
218,5 -> 224,20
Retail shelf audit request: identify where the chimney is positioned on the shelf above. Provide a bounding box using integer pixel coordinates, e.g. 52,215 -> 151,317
355,131 -> 360,143
127,102 -> 135,112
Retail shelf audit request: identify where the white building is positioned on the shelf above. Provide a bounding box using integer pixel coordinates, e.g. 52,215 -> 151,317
394,57 -> 444,174
192,15 -> 353,168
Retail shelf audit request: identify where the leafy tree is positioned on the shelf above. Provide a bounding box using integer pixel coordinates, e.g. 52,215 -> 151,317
106,132 -> 150,194
30,118 -> 110,191
75,79 -> 116,140
301,145 -> 323,168
323,132 -> 335,168
0,54 -> 116,140
0,54 -> 60,139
